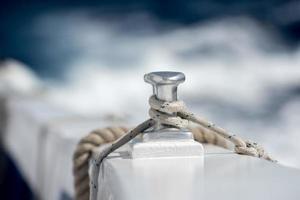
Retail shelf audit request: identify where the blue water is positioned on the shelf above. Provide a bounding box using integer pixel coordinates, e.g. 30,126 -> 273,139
0,2 -> 300,167
0,0 -> 300,77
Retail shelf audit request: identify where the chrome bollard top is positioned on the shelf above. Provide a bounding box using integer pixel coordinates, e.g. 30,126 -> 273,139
144,71 -> 185,102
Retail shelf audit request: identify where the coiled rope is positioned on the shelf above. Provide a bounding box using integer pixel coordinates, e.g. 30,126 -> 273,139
73,95 -> 276,200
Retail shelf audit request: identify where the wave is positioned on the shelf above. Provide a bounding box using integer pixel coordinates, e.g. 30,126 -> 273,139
3,12 -> 300,168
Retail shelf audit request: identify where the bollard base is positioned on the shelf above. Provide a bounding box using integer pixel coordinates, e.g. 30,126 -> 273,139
128,129 -> 204,159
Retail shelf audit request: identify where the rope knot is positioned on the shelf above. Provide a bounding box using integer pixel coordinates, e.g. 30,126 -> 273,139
235,140 -> 276,162
148,95 -> 189,129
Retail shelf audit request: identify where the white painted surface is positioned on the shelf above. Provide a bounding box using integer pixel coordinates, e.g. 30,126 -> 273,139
97,144 -> 300,200
3,93 -> 300,200
98,151 -> 203,200
129,139 -> 204,158
4,95 -> 70,194
3,95 -> 130,199
202,146 -> 300,200
41,118 -> 111,200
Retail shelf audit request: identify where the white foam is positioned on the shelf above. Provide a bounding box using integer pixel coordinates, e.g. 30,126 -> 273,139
0,59 -> 40,94
6,12 -> 300,168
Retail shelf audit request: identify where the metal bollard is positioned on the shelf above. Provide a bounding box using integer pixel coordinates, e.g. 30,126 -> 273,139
142,71 -> 194,141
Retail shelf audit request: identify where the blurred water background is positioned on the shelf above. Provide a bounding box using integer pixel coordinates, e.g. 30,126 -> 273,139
1,0 -> 300,169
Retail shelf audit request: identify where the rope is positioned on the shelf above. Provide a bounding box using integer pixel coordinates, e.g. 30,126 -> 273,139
73,95 -> 276,200
73,127 -> 128,199
148,95 -> 275,161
